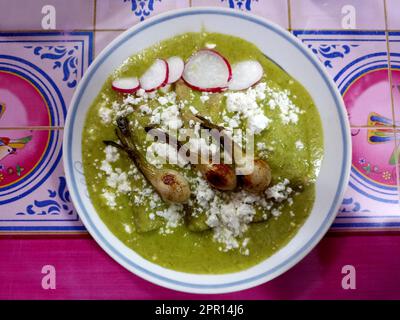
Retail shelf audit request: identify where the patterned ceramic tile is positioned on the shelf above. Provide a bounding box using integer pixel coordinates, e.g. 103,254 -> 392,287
333,128 -> 400,230
0,129 -> 85,234
291,0 -> 386,30
0,0 -> 94,31
95,31 -> 124,57
294,30 -> 391,127
96,0 -> 190,30
0,32 -> 93,127
389,32 -> 400,124
386,0 -> 400,30
191,0 -> 289,28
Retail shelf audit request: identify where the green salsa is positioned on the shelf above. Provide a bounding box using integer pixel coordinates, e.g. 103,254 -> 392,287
82,32 -> 323,274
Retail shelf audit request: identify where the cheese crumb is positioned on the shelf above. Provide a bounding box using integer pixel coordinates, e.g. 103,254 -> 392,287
295,140 -> 304,150
105,145 -> 120,163
156,204 -> 184,229
225,83 -> 271,134
102,191 -> 116,208
265,179 -> 292,203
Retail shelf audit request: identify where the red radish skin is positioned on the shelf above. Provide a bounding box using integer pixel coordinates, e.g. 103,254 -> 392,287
167,56 -> 184,84
140,59 -> 169,92
228,60 -> 263,91
206,49 -> 232,82
182,49 -> 232,92
111,77 -> 140,94
182,79 -> 228,93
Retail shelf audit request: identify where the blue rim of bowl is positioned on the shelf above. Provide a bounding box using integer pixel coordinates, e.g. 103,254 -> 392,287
65,8 -> 350,291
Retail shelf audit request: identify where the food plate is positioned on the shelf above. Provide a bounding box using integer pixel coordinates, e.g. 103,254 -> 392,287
64,7 -> 351,294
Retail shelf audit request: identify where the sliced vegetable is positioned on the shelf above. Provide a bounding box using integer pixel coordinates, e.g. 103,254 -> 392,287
166,56 -> 184,84
182,49 -> 232,92
111,77 -> 140,94
228,60 -> 263,91
139,59 -> 169,92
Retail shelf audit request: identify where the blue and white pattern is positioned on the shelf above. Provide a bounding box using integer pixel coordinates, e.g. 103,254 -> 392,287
221,0 -> 258,11
24,45 -> 80,88
0,57 -> 64,203
16,177 -> 73,216
0,32 -> 92,234
307,44 -> 359,68
339,198 -> 370,213
123,0 -> 162,21
296,30 -> 400,230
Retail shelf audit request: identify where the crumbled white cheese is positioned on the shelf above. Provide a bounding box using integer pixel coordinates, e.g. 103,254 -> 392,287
192,176 -> 271,253
102,191 -> 116,208
99,106 -> 113,124
156,204 -> 184,229
265,179 -> 292,203
123,224 -> 132,234
105,169 -> 132,194
225,83 -> 271,134
158,96 -> 169,105
139,104 -> 152,114
295,140 -> 304,150
105,145 -> 120,163
200,93 -> 210,103
146,141 -> 189,168
150,104 -> 182,130
189,105 -> 199,114
265,86 -> 302,125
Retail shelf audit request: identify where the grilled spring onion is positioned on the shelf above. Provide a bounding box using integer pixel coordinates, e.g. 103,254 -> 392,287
103,117 -> 191,204
183,112 -> 272,193
144,125 -> 237,191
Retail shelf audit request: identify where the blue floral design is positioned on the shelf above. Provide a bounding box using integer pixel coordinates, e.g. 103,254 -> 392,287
307,44 -> 359,68
123,0 -> 162,21
24,45 -> 79,88
221,0 -> 257,10
16,177 -> 74,215
339,197 -> 370,213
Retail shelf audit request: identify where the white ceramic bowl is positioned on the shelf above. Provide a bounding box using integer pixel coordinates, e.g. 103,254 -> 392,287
64,7 -> 351,294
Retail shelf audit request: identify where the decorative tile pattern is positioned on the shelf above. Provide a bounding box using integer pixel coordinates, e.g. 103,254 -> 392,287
191,0 -> 289,28
0,32 -> 93,127
386,0 -> 400,30
333,129 -> 400,230
291,0 -> 386,30
0,0 -> 94,31
294,30 -> 400,230
0,129 -> 85,234
96,0 -> 190,30
294,31 -> 391,127
390,32 -> 400,124
0,31 -> 91,233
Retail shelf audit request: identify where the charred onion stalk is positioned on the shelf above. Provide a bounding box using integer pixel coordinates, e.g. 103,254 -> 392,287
144,126 -> 237,191
103,117 -> 191,204
184,112 -> 272,193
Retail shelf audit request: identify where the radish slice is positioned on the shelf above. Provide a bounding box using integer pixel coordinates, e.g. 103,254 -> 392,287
182,49 -> 232,92
228,60 -> 263,91
167,56 -> 184,84
140,59 -> 169,92
111,77 -> 140,94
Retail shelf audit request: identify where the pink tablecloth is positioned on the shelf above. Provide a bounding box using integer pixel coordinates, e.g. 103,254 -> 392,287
1,233 -> 400,299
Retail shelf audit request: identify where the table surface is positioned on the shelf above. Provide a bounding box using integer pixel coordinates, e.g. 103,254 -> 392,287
1,0 -> 400,299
